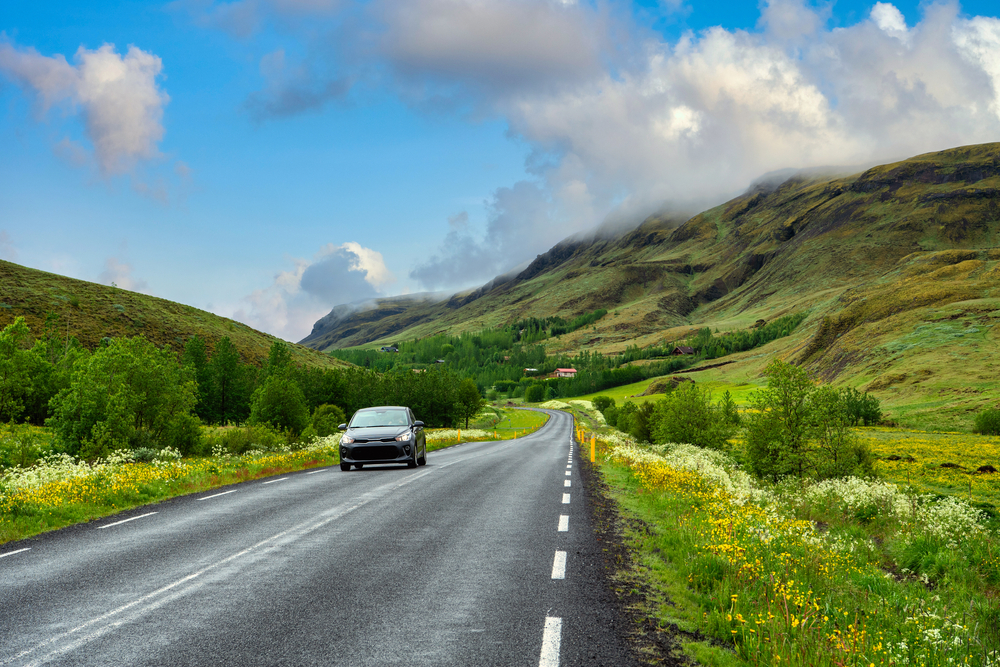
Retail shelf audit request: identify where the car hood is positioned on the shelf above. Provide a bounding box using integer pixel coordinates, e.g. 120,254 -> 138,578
345,426 -> 410,440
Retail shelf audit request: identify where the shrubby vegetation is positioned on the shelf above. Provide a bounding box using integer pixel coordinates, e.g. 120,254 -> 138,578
0,316 -> 474,464
974,407 -> 1000,435
592,360 -> 880,481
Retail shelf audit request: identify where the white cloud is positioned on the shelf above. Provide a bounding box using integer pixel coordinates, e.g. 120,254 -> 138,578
98,257 -> 149,292
233,242 -> 395,341
187,0 -> 1000,293
0,41 -> 169,175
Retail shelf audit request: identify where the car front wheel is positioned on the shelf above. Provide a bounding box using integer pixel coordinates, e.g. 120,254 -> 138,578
340,462 -> 351,471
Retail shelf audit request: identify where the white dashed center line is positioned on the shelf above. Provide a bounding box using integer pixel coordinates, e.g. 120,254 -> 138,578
564,471 -> 571,476
565,465 -> 571,469
564,480 -> 571,487
0,548 -> 30,559
539,616 -> 562,667
97,512 -> 157,529
198,489 -> 237,501
562,493 -> 570,504
558,515 -> 569,532
262,478 -> 288,485
551,551 -> 567,579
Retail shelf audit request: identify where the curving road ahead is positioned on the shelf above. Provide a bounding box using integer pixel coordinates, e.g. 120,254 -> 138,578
0,410 -> 638,666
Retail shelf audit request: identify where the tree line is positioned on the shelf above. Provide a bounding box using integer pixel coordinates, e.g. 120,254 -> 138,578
0,316 -> 480,460
329,312 -> 808,399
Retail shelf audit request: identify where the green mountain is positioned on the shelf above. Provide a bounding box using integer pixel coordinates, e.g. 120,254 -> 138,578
0,260 -> 348,370
302,143 -> 1000,429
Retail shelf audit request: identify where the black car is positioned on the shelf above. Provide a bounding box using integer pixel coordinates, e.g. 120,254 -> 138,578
338,406 -> 427,471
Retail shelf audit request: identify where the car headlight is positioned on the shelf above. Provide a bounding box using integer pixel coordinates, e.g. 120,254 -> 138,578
341,435 -> 355,444
395,431 -> 412,442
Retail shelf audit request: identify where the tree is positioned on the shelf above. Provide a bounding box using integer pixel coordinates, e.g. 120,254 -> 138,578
456,378 -> 485,428
48,336 -> 199,458
182,336 -> 213,422
0,317 -> 35,423
651,382 -> 735,450
249,373 -> 310,435
208,337 -> 253,424
743,360 -> 814,480
809,386 -> 873,479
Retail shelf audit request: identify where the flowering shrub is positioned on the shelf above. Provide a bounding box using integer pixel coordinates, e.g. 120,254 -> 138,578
602,436 -> 999,666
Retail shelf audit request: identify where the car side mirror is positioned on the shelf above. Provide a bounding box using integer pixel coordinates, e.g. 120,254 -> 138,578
413,421 -> 424,428
338,423 -> 347,431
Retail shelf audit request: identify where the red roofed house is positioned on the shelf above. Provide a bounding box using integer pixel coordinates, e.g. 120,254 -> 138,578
556,368 -> 577,378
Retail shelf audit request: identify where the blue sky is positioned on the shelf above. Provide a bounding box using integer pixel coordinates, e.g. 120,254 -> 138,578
3,0 -> 1000,341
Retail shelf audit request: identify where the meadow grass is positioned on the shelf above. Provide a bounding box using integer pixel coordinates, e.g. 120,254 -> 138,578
570,416 -> 1000,667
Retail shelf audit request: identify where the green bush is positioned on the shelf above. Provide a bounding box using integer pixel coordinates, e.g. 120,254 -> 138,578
650,382 -> 735,450
974,408 -> 1000,435
311,404 -> 346,437
593,395 -> 615,413
524,384 -> 545,403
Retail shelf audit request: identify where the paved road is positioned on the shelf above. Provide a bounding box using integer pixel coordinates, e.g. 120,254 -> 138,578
0,410 -> 638,666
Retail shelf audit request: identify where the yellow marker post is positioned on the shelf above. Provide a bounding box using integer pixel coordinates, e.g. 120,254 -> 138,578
590,435 -> 595,463
458,429 -> 461,443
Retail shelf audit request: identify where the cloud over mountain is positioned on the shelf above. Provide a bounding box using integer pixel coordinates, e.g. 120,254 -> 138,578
233,242 -> 396,341
181,0 -> 1000,293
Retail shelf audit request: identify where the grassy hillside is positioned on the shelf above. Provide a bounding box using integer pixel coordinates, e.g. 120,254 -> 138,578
0,260 -> 349,370
301,143 -> 1000,429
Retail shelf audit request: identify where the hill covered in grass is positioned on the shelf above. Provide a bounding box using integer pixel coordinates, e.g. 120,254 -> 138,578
0,260 -> 348,370
302,143 -> 1000,429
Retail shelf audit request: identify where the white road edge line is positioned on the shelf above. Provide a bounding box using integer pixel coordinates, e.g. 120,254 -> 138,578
551,551 -> 567,579
261,478 -> 288,485
558,515 -> 569,532
539,616 -> 562,667
97,513 -> 158,530
0,548 -> 30,559
304,469 -> 328,475
564,480 -> 571,487
562,493 -> 570,504
197,489 -> 237,501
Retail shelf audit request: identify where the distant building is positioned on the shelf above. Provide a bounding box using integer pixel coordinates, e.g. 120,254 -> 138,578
524,368 -> 538,374
555,368 -> 577,378
671,346 -> 695,356
380,346 -> 398,352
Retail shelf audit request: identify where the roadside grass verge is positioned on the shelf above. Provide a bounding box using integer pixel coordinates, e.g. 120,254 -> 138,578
0,439 -> 340,546
424,406 -> 549,452
0,408 -> 551,546
573,420 -> 1000,666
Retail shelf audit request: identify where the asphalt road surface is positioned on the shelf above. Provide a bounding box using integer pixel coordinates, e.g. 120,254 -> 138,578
1,409 -> 639,666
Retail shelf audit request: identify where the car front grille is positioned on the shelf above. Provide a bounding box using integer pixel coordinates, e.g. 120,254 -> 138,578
352,445 -> 400,461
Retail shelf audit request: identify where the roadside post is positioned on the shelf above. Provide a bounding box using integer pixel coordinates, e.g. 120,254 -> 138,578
590,434 -> 595,462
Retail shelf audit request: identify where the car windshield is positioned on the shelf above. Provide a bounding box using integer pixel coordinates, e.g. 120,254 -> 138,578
350,409 -> 409,428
